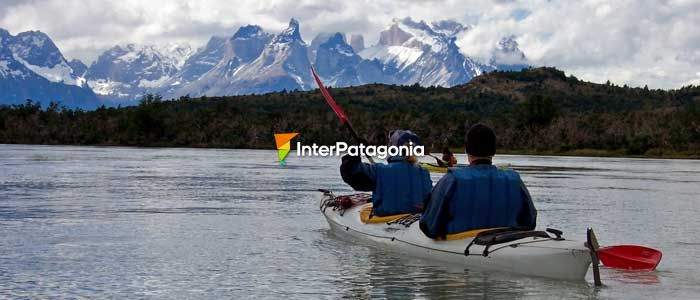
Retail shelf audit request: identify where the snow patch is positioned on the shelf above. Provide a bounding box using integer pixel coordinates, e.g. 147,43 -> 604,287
360,46 -> 423,70
335,44 -> 354,56
13,54 -> 80,86
138,76 -> 170,88
88,79 -> 125,96
395,21 -> 443,52
0,60 -> 10,76
0,60 -> 26,78
115,43 -> 194,69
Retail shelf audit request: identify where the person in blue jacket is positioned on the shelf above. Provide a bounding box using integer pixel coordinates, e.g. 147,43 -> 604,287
419,124 -> 536,239
340,130 -> 433,216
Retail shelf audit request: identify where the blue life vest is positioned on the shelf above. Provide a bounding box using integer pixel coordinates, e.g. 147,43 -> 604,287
446,165 -> 524,234
372,157 -> 432,216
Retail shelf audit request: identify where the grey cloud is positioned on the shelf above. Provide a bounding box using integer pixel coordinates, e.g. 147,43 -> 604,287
0,0 -> 698,88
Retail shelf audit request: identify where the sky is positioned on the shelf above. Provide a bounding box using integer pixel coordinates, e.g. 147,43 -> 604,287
1,0 -> 699,89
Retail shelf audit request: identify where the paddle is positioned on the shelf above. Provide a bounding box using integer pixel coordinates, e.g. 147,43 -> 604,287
310,66 -> 374,164
598,245 -> 662,271
586,228 -> 603,286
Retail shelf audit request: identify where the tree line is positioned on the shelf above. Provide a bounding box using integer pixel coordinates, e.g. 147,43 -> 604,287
1,67 -> 699,158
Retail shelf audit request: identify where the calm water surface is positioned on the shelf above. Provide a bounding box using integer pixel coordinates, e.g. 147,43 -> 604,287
1,144 -> 699,299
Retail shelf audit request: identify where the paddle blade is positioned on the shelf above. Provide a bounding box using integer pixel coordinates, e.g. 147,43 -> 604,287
310,66 -> 348,123
598,245 -> 662,271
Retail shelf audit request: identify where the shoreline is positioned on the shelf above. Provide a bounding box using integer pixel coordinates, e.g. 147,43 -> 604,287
2,142 -> 698,160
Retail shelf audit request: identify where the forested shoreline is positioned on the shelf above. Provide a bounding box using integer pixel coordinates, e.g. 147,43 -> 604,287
1,67 -> 699,158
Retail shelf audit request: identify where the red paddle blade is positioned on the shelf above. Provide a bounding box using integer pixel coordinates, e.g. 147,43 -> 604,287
310,66 -> 349,123
598,245 -> 662,271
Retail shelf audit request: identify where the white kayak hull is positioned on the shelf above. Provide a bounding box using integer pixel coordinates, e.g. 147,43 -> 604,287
320,193 -> 592,280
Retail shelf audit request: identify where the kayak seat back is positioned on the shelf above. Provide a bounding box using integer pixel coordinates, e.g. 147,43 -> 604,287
359,204 -> 411,224
445,227 -> 507,241
464,228 -> 553,256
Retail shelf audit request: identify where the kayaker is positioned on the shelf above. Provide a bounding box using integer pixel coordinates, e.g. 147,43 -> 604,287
340,130 -> 432,216
419,123 -> 537,239
440,147 -> 457,167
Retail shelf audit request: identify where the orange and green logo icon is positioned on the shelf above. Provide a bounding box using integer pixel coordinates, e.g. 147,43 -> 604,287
274,133 -> 298,165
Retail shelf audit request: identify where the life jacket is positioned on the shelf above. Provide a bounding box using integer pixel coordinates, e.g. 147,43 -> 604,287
372,157 -> 432,216
445,165 -> 524,234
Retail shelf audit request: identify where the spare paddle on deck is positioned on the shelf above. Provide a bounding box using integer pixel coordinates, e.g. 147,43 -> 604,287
598,245 -> 662,271
310,66 -> 374,164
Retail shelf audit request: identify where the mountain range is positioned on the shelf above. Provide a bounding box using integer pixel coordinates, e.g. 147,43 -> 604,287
0,18 -> 528,108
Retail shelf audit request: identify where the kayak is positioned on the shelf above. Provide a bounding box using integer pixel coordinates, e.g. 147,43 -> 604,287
319,190 -> 593,280
419,162 -> 452,173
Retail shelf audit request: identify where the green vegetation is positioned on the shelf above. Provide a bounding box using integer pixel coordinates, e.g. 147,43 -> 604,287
1,67 -> 699,158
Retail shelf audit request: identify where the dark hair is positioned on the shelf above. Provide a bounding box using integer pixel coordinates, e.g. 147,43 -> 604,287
465,123 -> 496,157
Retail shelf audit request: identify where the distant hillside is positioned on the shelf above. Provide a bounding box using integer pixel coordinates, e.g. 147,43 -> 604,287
1,67 -> 699,157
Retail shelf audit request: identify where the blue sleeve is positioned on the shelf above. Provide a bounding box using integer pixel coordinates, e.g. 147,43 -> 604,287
419,173 -> 456,239
516,181 -> 537,230
339,154 -> 376,192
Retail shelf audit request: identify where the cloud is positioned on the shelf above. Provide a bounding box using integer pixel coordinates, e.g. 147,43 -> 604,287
0,0 -> 698,88
456,0 -> 700,88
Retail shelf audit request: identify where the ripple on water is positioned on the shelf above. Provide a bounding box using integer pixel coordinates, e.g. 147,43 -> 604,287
1,145 -> 700,299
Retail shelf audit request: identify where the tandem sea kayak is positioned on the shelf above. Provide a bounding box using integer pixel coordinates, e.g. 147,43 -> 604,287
319,190 -> 593,280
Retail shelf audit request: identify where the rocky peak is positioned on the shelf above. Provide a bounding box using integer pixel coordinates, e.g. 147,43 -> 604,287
10,30 -> 64,67
233,25 -> 265,39
349,34 -> 365,53
430,20 -> 468,37
68,59 -> 88,76
273,18 -> 303,44
378,23 -> 412,46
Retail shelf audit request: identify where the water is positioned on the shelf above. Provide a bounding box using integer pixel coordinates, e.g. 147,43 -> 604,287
1,144 -> 699,299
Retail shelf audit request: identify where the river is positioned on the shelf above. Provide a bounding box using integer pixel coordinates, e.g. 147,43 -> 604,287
1,144 -> 699,299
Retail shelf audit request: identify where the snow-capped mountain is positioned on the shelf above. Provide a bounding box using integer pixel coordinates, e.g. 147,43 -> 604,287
165,24 -> 273,97
1,18 -> 529,108
313,33 -> 363,86
85,43 -> 193,100
313,32 -> 391,87
157,35 -> 232,97
170,19 -> 310,97
359,17 -> 485,87
0,28 -> 98,107
6,30 -> 88,87
178,36 -> 228,83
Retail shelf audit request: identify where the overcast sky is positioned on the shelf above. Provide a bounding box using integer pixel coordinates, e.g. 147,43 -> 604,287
1,0 -> 698,89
